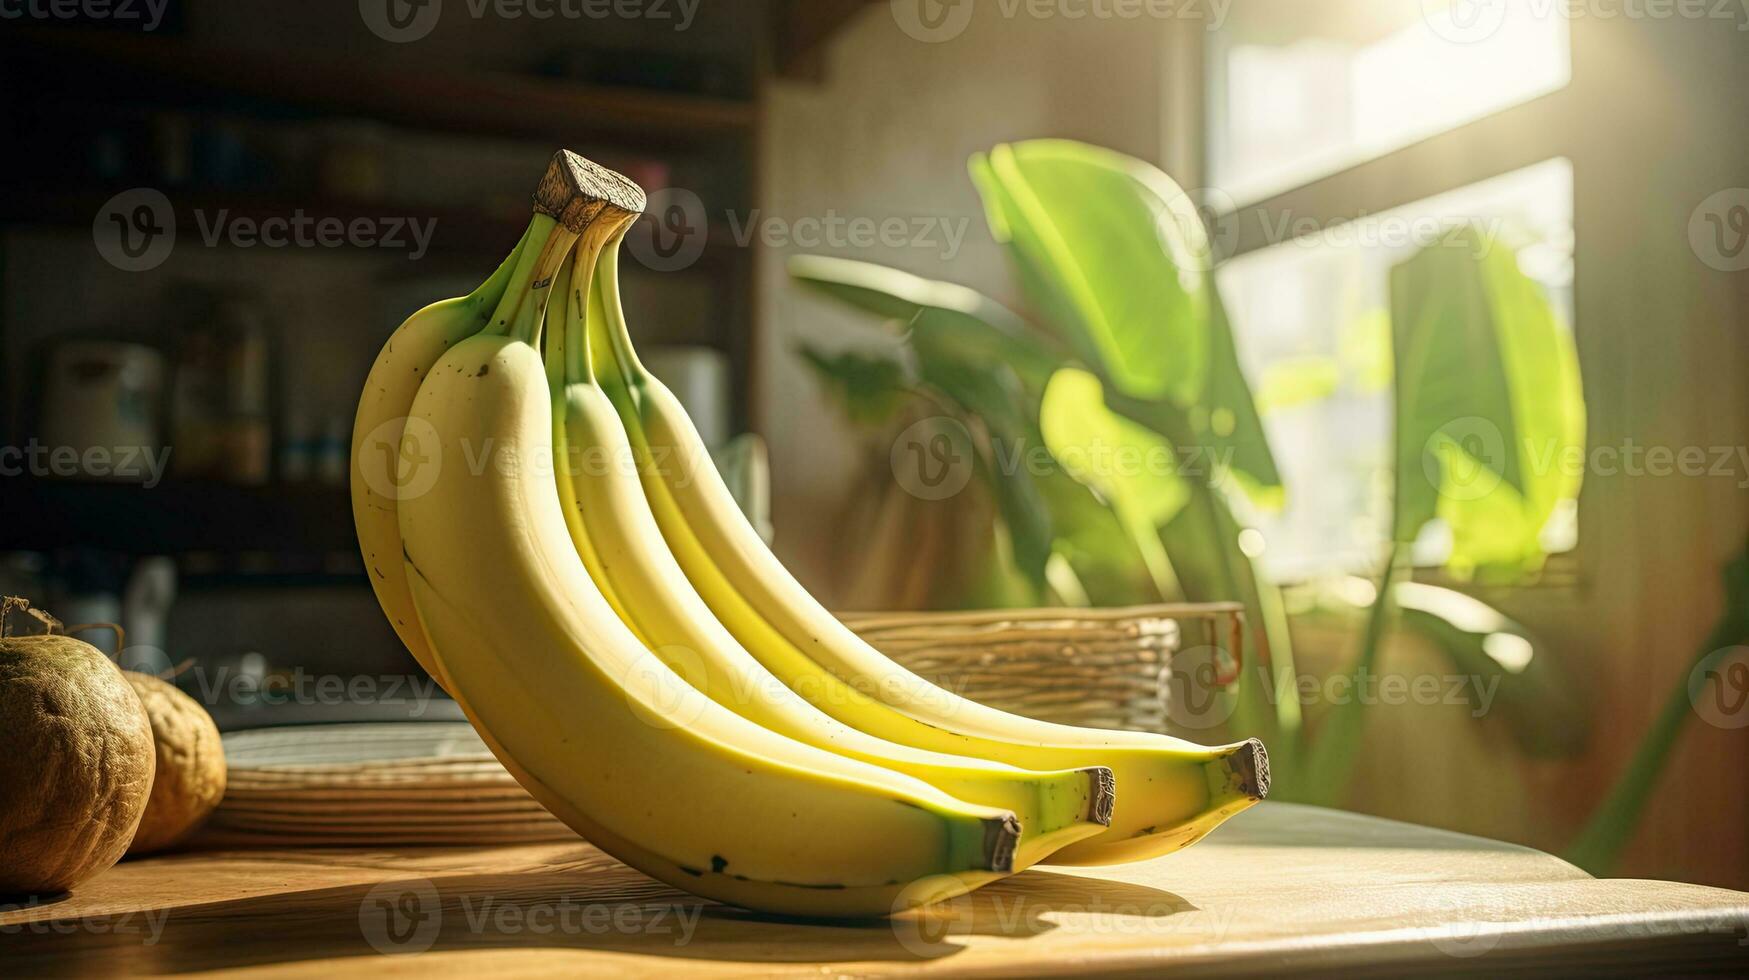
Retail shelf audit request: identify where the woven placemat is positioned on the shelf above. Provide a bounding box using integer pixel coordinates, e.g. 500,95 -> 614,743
210,722 -> 572,845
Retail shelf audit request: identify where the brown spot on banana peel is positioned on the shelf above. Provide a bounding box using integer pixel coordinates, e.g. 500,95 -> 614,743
682,860 -> 855,892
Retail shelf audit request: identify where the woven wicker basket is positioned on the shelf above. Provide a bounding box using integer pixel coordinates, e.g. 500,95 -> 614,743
841,603 -> 1243,734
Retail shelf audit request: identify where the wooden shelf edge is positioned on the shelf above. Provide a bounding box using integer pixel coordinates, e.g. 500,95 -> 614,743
2,27 -> 756,147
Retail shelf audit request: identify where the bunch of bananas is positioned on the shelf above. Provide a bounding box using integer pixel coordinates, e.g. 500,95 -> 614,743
351,152 -> 1269,917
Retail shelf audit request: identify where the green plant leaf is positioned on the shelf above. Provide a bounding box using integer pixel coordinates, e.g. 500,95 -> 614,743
786,255 -> 1174,602
1390,227 -> 1585,578
911,343 -> 1055,590
1037,469 -> 1161,606
787,255 -> 1061,388
1039,368 -> 1186,597
975,141 -> 1208,402
795,344 -> 915,429
970,141 -> 1283,502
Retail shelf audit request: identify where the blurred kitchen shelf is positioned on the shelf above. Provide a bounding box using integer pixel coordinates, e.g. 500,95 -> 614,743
0,477 -> 358,558
0,22 -> 767,440
0,28 -> 756,150
177,570 -> 370,592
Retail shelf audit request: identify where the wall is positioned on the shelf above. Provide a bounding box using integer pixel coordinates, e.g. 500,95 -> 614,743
1538,13 -> 1749,888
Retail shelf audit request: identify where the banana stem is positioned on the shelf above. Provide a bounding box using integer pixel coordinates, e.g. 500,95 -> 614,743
594,243 -> 646,383
469,219 -> 535,315
484,215 -> 559,338
550,218 -> 634,388
565,222 -> 636,387
544,251 -> 577,391
497,149 -> 647,347
507,227 -> 582,347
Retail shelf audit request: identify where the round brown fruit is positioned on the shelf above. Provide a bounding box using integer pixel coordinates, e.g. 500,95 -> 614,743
0,634 -> 155,895
125,672 -> 226,855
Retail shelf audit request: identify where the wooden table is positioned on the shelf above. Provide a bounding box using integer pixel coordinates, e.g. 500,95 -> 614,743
4,803 -> 1747,977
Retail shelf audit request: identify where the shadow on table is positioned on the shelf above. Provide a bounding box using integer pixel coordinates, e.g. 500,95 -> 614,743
0,863 -> 1195,975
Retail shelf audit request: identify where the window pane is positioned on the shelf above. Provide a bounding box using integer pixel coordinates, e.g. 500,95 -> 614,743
1209,1 -> 1571,204
1217,158 -> 1575,582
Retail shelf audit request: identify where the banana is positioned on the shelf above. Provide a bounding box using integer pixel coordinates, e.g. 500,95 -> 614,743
399,162 -> 1021,917
351,151 -> 603,687
587,242 -> 1269,866
543,240 -> 1112,872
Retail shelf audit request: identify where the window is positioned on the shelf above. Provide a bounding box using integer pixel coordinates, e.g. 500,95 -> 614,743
1209,0 -> 1572,205
1200,2 -> 1577,583
1218,160 -> 1576,582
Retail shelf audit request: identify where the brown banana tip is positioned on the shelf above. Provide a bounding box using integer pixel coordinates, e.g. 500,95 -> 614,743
1084,766 -> 1116,827
984,814 -> 1021,874
533,150 -> 648,232
1232,738 -> 1271,801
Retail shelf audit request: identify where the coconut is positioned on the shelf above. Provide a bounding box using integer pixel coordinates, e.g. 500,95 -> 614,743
0,628 -> 155,895
125,672 -> 226,855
